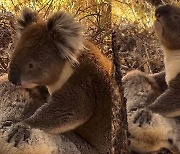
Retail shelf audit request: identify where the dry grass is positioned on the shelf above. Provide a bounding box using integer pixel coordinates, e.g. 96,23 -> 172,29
113,23 -> 164,76
0,11 -> 16,75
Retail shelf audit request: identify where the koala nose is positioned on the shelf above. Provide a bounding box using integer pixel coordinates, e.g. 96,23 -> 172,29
155,4 -> 170,18
8,68 -> 21,86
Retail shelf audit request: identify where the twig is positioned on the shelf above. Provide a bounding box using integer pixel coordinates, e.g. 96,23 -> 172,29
10,0 -> 15,8
38,0 -> 52,13
86,17 -> 97,27
0,57 -> 7,70
79,13 -> 101,21
43,0 -> 54,18
31,0 -> 37,11
145,48 -> 153,73
77,2 -> 108,14
74,6 -> 82,16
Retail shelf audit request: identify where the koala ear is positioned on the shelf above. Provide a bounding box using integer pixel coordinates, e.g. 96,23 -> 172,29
47,12 -> 84,64
17,7 -> 39,31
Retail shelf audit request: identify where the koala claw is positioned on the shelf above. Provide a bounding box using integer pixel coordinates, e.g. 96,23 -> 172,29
1,120 -> 14,129
7,122 -> 31,147
129,107 -> 138,112
134,109 -> 152,127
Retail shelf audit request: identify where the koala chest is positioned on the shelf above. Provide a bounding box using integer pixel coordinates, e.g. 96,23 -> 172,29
163,48 -> 180,85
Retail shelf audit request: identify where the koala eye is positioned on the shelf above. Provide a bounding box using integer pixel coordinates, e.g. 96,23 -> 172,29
27,62 -> 34,69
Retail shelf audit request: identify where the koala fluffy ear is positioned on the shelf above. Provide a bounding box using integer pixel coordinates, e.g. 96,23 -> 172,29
18,7 -> 39,31
47,12 -> 84,64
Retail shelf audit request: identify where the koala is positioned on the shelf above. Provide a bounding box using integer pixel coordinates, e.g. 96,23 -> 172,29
6,8 -> 113,153
132,4 -> 180,152
137,4 -> 180,119
124,70 -> 167,112
0,74 -> 98,154
123,70 -> 180,153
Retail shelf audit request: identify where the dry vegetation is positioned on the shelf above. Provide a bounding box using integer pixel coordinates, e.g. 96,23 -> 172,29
112,1 -> 180,153
0,0 -> 111,75
1,0 -> 180,76
0,1 -> 180,153
113,0 -> 180,76
0,11 -> 16,75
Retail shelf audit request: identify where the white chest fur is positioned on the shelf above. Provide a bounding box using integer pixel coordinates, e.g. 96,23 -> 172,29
47,61 -> 74,95
163,47 -> 180,85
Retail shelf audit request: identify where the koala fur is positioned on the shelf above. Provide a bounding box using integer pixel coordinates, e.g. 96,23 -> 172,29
123,70 -> 180,153
140,4 -> 180,119
128,4 -> 180,153
7,8 -> 112,153
0,74 -> 98,154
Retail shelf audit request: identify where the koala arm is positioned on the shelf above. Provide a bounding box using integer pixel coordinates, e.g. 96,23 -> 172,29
146,87 -> 180,118
22,83 -> 94,134
150,71 -> 167,92
22,86 -> 49,119
146,73 -> 180,118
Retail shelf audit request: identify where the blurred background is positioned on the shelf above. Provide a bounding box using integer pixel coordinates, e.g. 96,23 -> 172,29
0,0 -> 180,76
113,0 -> 180,75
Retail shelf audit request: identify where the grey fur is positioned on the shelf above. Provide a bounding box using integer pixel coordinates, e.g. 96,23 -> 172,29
47,11 -> 84,64
130,5 -> 180,152
123,70 -> 180,153
0,75 -> 98,154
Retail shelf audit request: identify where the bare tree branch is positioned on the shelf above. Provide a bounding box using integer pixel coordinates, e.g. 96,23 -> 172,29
111,30 -> 130,154
43,0 -> 54,17
79,13 -> 101,21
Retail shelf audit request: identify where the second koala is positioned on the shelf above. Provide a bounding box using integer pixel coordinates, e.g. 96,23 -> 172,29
133,4 -> 180,152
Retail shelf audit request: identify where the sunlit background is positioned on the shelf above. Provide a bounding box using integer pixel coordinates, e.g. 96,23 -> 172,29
0,0 -> 180,75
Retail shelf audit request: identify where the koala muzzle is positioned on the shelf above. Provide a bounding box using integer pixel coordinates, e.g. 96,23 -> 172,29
8,68 -> 21,86
155,4 -> 170,18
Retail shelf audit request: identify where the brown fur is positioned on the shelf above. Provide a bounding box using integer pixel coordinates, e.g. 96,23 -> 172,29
7,8 -> 112,153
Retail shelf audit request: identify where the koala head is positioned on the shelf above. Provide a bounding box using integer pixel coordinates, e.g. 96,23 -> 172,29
154,4 -> 180,50
8,8 -> 84,89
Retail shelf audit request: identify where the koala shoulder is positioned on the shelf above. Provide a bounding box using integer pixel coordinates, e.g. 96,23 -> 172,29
81,40 -> 112,74
123,70 -> 157,87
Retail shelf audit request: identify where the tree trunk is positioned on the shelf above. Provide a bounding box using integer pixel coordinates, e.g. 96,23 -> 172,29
111,31 -> 130,154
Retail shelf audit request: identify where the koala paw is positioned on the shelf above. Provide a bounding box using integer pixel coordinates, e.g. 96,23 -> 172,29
133,109 -> 152,127
7,122 -> 31,147
1,120 -> 14,128
129,107 -> 138,113
0,120 -> 20,133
